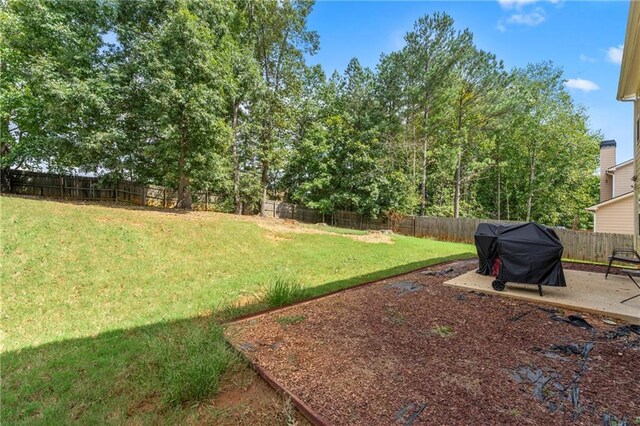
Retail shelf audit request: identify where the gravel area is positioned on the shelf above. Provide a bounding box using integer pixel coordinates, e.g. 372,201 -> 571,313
225,260 -> 640,425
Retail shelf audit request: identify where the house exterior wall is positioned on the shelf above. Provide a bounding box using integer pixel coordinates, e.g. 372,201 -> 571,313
613,162 -> 635,197
617,1 -> 640,247
635,99 -> 639,247
600,145 -> 615,201
594,194 -> 635,235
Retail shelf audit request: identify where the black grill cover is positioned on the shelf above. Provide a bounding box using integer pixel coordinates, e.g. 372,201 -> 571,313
474,223 -> 500,275
474,222 -> 566,287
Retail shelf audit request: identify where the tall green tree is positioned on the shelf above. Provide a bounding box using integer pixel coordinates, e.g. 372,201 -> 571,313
113,0 -> 236,208
448,46 -> 511,218
402,12 -> 472,215
245,0 -> 319,216
0,0 -> 111,186
498,62 -> 599,224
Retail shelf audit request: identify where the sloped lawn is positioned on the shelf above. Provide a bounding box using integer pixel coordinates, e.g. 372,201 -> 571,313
1,196 -> 474,424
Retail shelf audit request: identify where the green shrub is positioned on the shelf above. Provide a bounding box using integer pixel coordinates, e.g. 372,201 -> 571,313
213,297 -> 266,322
264,278 -> 307,308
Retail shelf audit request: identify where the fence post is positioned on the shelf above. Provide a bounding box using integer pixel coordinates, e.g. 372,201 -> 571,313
142,186 -> 146,206
413,216 -> 417,236
60,177 -> 64,198
115,181 -> 118,203
205,190 -> 209,211
292,204 -> 295,219
163,188 -> 167,208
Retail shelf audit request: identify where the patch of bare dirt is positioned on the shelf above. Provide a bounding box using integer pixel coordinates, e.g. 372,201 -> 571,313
208,366 -> 311,426
253,218 -> 393,244
126,393 -> 159,417
225,261 -> 640,425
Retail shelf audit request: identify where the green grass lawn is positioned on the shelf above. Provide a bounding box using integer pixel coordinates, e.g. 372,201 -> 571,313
1,196 -> 474,424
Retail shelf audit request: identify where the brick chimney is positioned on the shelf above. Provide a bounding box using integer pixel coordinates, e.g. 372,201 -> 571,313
600,140 -> 616,202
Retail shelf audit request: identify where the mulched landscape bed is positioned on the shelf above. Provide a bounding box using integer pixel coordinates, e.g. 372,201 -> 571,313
225,260 -> 640,425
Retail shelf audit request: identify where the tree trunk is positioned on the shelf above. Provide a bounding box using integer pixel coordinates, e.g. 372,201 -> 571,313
0,142 -> 11,194
420,137 -> 427,216
526,149 -> 536,222
231,101 -> 241,214
176,171 -> 192,210
419,109 -> 429,216
1,74 -> 12,194
411,120 -> 417,182
496,144 -> 501,221
260,160 -> 268,217
176,115 -> 192,210
454,149 -> 462,218
506,180 -> 510,221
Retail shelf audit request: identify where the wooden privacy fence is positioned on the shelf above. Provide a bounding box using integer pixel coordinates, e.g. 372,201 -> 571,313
6,169 -> 225,211
264,200 -> 634,263
4,172 -> 632,263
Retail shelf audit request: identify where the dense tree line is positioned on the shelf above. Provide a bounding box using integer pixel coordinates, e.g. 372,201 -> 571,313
1,0 -> 600,226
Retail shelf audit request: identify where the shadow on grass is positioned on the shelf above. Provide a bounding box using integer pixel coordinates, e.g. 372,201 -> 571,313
1,315 -> 245,425
2,254 -> 475,424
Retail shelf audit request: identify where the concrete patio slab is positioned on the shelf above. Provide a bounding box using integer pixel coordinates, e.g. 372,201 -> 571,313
445,269 -> 640,324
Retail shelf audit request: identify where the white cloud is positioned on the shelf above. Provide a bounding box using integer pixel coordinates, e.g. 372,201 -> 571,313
579,54 -> 596,63
564,78 -> 600,92
496,20 -> 507,32
498,0 -> 561,9
498,0 -> 539,9
606,44 -> 624,64
507,8 -> 546,26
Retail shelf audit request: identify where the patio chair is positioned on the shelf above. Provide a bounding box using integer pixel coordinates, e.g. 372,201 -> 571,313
620,269 -> 640,304
605,248 -> 640,279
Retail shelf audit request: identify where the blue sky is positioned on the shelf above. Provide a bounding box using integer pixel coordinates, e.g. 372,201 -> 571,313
305,0 -> 633,162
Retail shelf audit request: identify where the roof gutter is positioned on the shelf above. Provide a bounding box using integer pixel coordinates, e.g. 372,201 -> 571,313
586,191 -> 634,211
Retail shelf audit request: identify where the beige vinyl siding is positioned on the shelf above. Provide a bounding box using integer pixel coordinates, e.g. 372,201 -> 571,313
613,162 -> 635,197
594,194 -> 635,235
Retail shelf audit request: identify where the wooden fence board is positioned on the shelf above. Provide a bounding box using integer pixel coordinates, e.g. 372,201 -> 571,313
6,170 -> 226,211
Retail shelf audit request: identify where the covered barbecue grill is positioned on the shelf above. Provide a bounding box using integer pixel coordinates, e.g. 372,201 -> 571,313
474,222 -> 566,296
475,223 -> 500,276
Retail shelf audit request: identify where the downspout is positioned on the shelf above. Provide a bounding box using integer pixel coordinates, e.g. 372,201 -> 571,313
611,171 -> 616,198
620,96 -> 640,249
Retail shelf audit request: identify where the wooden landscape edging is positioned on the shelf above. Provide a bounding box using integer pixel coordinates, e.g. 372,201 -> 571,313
223,258 -> 480,426
223,259 -> 469,426
249,360 -> 330,426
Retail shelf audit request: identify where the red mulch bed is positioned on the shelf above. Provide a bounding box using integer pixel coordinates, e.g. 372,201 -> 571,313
225,260 -> 640,425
